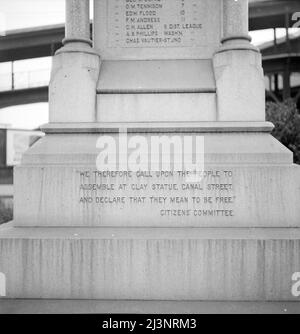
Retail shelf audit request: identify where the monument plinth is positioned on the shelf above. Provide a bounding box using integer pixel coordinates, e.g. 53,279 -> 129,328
1,0 -> 300,302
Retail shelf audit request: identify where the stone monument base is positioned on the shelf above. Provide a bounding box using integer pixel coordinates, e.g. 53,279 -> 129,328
1,122 -> 300,300
0,222 -> 300,301
11,122 -> 300,228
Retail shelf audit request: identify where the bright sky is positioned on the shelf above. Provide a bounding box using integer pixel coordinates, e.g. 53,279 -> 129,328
0,0 -> 298,129
0,0 -> 65,32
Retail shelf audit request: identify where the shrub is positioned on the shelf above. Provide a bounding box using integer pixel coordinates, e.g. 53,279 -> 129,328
266,99 -> 300,164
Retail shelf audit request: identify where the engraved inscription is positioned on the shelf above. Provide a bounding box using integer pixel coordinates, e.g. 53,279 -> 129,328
78,170 -> 236,220
108,0 -> 205,48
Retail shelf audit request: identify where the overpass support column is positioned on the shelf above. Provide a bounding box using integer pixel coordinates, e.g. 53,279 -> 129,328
49,0 -> 100,123
212,0 -> 265,122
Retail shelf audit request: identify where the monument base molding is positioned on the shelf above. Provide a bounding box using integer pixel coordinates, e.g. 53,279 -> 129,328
0,223 -> 300,301
12,128 -> 300,227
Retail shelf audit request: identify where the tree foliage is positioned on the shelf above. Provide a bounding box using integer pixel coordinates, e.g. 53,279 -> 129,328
266,99 -> 300,164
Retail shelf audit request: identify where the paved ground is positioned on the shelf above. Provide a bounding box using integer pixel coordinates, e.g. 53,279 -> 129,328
0,299 -> 300,314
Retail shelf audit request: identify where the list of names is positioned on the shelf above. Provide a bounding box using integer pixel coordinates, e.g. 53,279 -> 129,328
108,0 -> 205,48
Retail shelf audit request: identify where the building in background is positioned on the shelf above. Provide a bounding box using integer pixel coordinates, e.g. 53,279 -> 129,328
0,126 -> 43,209
261,31 -> 300,105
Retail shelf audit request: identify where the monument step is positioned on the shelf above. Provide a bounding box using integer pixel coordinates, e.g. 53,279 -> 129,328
41,121 -> 274,134
13,163 -> 300,227
1,224 -> 300,301
1,299 -> 300,314
97,93 -> 217,123
97,60 -> 216,93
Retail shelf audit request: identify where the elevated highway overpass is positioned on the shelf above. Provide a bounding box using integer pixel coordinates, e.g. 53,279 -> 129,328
0,0 -> 300,108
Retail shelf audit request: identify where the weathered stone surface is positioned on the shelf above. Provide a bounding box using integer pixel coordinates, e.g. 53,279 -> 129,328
13,131 -> 300,228
97,60 -> 216,93
97,93 -> 216,122
94,0 -> 222,60
13,164 -> 300,228
213,50 -> 265,121
223,0 -> 249,40
65,0 -> 90,42
2,0 -> 299,304
1,224 -> 300,301
49,52 -> 100,123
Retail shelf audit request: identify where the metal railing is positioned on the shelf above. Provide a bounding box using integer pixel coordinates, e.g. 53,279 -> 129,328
0,68 -> 50,92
